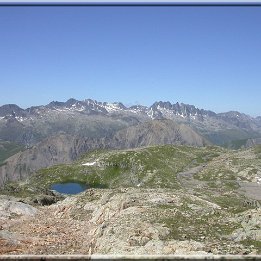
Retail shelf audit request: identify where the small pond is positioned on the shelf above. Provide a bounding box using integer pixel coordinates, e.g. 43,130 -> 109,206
51,182 -> 88,195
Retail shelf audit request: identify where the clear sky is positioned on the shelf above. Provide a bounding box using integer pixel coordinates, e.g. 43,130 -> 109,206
0,6 -> 260,116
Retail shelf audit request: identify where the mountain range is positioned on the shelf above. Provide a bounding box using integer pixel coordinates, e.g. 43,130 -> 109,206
0,98 -> 260,186
1,98 -> 260,146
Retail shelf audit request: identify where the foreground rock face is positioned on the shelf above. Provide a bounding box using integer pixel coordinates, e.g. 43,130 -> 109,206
0,189 -> 260,255
0,196 -> 38,218
0,196 -> 38,254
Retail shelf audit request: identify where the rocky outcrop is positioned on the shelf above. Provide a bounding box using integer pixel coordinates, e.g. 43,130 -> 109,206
84,191 -> 208,255
0,196 -> 38,218
230,209 -> 261,242
0,188 -> 259,255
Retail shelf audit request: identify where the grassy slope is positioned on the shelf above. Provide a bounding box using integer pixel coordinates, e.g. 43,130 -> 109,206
2,145 -> 260,205
23,145 -> 224,190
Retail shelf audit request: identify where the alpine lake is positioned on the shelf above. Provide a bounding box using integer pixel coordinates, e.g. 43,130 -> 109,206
50,182 -> 88,195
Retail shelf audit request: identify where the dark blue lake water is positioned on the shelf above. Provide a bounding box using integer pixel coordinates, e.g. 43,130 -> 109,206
51,182 -> 87,195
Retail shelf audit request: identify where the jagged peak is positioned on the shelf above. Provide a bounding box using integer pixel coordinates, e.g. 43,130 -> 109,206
47,101 -> 65,108
84,98 -> 96,104
147,101 -> 220,120
112,102 -> 126,109
65,98 -> 79,106
129,104 -> 148,109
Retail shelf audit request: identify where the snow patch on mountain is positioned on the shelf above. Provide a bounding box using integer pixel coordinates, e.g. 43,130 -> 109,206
104,103 -> 123,113
15,116 -> 26,122
82,161 -> 97,166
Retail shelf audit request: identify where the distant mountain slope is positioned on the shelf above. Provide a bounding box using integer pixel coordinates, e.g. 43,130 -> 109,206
0,98 -> 260,147
0,119 -> 209,187
108,119 -> 209,149
0,134 -> 77,187
0,140 -> 24,165
245,138 -> 261,148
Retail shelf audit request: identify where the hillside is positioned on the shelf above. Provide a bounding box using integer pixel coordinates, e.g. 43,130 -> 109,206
0,145 -> 260,255
0,119 -> 209,187
108,119 -> 210,149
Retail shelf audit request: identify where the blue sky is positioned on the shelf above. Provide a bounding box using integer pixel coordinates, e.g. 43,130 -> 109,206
0,6 -> 260,116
